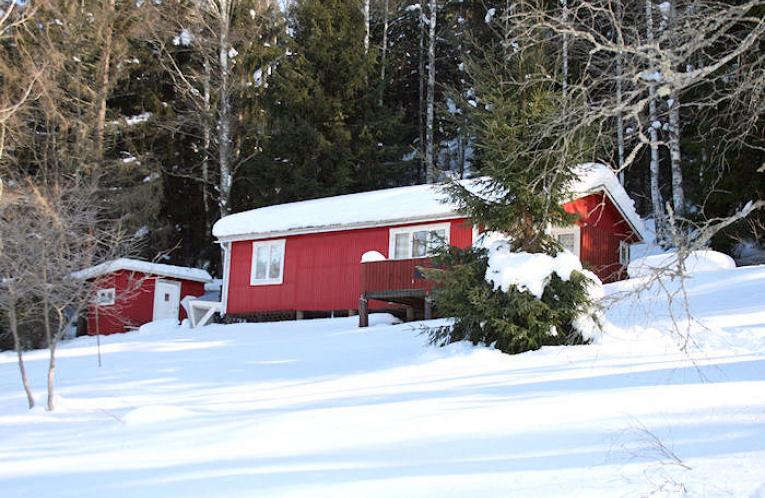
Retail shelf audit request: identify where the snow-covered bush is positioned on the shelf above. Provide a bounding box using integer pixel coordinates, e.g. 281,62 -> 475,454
424,240 -> 602,355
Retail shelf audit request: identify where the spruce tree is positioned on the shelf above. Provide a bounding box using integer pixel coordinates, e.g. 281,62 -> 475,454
244,0 -> 408,207
426,11 -> 600,355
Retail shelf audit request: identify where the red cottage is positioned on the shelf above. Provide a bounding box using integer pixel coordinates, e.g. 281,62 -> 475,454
74,259 -> 212,335
211,163 -> 647,325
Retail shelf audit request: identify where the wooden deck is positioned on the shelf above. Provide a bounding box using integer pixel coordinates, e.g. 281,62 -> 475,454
358,258 -> 434,327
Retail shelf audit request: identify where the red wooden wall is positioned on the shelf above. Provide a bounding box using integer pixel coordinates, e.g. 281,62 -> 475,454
225,218 -> 473,314
86,270 -> 205,335
564,193 -> 639,282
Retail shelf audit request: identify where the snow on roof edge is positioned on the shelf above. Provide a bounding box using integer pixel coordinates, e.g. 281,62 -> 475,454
213,164 -> 648,242
73,258 -> 213,283
569,163 -> 649,242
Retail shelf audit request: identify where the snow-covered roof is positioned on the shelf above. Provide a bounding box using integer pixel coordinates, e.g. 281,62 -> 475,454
73,258 -> 213,283
213,164 -> 647,242
213,183 -> 460,241
568,163 -> 649,242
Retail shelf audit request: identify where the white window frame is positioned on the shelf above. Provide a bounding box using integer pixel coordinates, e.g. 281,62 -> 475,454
619,240 -> 630,266
388,222 -> 451,260
95,288 -> 115,306
551,225 -> 581,258
250,239 -> 286,286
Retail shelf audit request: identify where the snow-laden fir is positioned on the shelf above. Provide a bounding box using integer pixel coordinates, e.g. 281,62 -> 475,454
1,264 -> 765,497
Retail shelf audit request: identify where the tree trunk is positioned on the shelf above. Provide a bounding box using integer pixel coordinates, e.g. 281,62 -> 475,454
561,0 -> 568,97
667,0 -> 685,216
425,0 -> 437,183
93,0 -> 115,179
668,88 -> 684,216
363,0 -> 370,54
8,302 -> 35,409
202,58 -> 213,232
47,343 -> 57,411
418,8 -> 426,182
379,0 -> 389,104
217,3 -> 233,217
645,0 -> 664,241
615,0 -> 625,184
42,291 -> 55,411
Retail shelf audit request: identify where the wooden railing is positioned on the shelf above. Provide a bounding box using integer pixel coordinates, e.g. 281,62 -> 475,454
360,257 -> 433,297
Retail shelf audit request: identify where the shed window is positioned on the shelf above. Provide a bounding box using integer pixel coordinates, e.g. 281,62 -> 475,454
95,288 -> 115,306
551,225 -> 581,257
389,223 -> 450,259
250,239 -> 285,285
619,240 -> 630,266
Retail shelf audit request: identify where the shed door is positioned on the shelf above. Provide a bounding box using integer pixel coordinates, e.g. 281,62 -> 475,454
153,279 -> 181,321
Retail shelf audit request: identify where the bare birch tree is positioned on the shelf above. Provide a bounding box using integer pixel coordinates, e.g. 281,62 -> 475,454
505,0 -> 765,244
153,0 -> 277,221
425,0 -> 437,183
23,177 -> 131,411
644,0 -> 665,238
364,0 -> 371,53
0,186 -> 37,409
379,0 -> 390,97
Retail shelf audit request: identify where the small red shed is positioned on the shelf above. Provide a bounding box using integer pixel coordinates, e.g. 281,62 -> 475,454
73,259 -> 212,335
211,163 -> 647,322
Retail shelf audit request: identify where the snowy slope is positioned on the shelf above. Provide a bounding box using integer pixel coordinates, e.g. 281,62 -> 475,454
1,266 -> 765,497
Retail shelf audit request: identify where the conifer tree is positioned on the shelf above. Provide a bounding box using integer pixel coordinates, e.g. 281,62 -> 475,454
446,41 -> 591,252
425,10 -> 599,355
245,0 -> 407,206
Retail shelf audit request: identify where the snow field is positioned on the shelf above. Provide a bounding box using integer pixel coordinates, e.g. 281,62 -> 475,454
0,266 -> 764,497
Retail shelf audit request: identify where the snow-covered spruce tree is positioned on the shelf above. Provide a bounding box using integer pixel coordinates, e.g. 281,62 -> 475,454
424,18 -> 600,355
426,245 -> 597,354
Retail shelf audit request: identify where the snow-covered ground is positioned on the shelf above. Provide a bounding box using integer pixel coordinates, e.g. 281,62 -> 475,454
1,266 -> 765,497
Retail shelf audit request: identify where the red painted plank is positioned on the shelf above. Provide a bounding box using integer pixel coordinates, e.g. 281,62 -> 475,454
226,218 -> 473,314
86,270 -> 205,335
563,193 -> 638,282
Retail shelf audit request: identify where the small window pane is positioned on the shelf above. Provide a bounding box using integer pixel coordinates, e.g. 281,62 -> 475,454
429,229 -> 447,252
619,242 -> 630,265
557,233 -> 576,253
394,233 -> 409,259
255,246 -> 268,279
268,244 -> 282,279
412,231 -> 428,257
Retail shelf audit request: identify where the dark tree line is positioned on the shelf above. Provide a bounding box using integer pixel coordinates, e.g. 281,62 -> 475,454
1,0 -> 763,275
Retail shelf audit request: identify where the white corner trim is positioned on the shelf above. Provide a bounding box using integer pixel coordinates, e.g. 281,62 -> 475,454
221,241 -> 231,315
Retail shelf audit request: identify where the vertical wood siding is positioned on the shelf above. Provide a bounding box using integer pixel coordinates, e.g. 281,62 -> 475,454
226,218 -> 473,314
86,270 -> 205,335
563,193 -> 639,282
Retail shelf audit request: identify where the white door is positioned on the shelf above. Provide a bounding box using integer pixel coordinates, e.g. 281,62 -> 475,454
153,279 -> 181,321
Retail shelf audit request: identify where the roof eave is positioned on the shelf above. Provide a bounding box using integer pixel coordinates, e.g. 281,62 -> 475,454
214,213 -> 465,243
571,185 -> 647,243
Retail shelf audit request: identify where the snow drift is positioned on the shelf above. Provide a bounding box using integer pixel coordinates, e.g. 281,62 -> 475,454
627,249 -> 736,278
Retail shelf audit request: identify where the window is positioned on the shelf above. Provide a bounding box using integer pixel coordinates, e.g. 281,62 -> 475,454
551,225 -> 581,257
619,240 -> 630,266
95,288 -> 115,306
250,239 -> 286,285
389,223 -> 450,259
